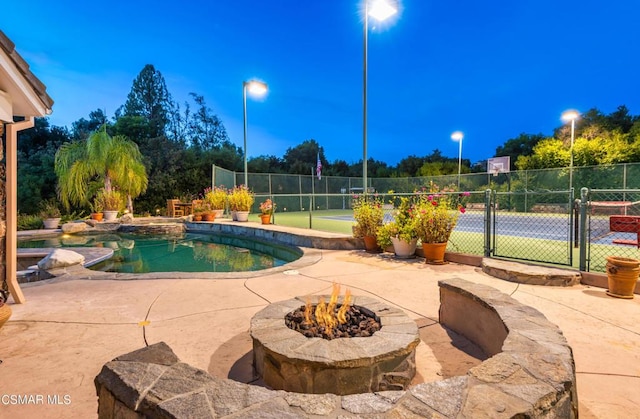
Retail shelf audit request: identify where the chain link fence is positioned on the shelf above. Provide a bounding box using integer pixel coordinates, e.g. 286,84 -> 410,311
212,165 -> 640,272
583,189 -> 640,273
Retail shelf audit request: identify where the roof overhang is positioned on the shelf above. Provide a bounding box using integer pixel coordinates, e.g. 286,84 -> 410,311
0,30 -> 53,122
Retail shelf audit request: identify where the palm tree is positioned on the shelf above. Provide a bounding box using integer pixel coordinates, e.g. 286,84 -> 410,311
55,125 -> 148,213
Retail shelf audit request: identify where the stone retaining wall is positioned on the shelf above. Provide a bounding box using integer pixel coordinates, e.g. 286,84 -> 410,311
187,221 -> 361,250
94,278 -> 577,418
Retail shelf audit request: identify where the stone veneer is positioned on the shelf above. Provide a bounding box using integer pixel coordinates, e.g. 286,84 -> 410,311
251,295 -> 420,395
95,278 -> 577,418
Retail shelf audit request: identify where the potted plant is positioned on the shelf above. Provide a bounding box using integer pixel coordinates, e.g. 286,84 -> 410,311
414,182 -> 469,264
97,188 -> 124,222
204,186 -> 228,218
259,198 -> 276,224
352,194 -> 384,253
90,195 -> 104,221
39,198 -> 62,229
228,185 -> 254,222
377,196 -> 418,258
191,201 -> 205,221
201,203 -> 216,222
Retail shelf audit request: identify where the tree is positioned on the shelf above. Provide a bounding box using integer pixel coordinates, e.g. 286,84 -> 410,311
494,133 -> 545,170
71,109 -> 108,140
119,64 -> 173,139
186,93 -> 230,149
54,125 -> 148,213
17,118 -> 71,212
283,139 -> 325,175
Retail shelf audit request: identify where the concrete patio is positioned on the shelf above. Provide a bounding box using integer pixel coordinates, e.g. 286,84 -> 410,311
1,231 -> 639,418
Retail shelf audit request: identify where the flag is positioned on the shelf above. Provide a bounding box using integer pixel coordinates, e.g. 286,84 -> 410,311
316,153 -> 322,180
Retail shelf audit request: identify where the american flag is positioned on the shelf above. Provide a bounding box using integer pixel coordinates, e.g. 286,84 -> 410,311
316,153 -> 322,180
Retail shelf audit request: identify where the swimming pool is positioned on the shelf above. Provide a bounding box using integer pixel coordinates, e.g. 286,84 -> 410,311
18,232 -> 302,273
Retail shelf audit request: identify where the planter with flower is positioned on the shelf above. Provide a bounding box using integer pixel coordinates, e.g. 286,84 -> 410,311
204,186 -> 228,219
352,194 -> 384,253
90,196 -> 104,221
376,196 -> 418,258
39,198 -> 62,229
259,198 -> 276,224
96,188 -> 124,222
191,201 -> 205,221
414,183 -> 469,264
228,185 -> 254,222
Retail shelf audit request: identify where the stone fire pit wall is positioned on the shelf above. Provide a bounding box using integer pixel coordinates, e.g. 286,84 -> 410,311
250,295 -> 420,395
95,279 -> 577,418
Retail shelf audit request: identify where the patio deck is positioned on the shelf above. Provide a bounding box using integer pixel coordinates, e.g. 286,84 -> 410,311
1,222 -> 639,418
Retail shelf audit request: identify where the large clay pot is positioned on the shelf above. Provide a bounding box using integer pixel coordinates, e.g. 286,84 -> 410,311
260,214 -> 272,224
192,213 -> 203,222
0,302 -> 11,330
201,212 -> 216,222
363,235 -> 382,253
391,237 -> 417,259
422,242 -> 448,264
91,212 -> 104,222
606,256 -> 639,299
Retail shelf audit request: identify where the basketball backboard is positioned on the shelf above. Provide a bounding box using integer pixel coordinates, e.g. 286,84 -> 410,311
487,156 -> 510,176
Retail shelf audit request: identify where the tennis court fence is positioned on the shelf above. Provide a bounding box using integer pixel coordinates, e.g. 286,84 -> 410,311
212,165 -> 640,273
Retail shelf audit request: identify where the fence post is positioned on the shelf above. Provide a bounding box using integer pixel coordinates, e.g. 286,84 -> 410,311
484,189 -> 492,257
579,187 -> 589,271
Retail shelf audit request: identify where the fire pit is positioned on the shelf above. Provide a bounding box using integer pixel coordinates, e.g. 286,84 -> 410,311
250,291 -> 420,395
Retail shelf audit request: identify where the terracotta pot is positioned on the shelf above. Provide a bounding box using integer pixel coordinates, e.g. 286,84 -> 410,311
391,237 -> 417,259
0,302 -> 11,330
606,256 -> 639,299
363,235 -> 382,253
260,214 -> 272,224
192,214 -> 203,221
422,242 -> 448,264
91,212 -> 104,222
202,212 -> 216,222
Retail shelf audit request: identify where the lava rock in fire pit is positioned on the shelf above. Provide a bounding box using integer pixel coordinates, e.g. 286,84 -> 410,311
285,304 -> 381,340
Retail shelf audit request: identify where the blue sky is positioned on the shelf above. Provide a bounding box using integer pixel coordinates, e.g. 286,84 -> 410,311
4,1 -> 640,166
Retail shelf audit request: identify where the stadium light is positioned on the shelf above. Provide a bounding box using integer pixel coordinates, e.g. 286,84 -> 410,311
451,131 -> 464,189
242,80 -> 268,188
561,110 -> 580,192
363,0 -> 398,194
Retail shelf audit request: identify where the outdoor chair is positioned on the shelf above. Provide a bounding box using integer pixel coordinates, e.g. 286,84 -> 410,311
167,199 -> 184,217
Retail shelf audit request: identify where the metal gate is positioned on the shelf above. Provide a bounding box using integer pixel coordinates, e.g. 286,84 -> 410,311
490,190 -> 575,266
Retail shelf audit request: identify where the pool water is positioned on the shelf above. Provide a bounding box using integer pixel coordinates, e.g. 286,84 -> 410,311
18,233 -> 302,273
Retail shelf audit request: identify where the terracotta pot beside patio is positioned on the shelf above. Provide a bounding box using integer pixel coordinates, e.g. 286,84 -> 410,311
260,214 -> 272,224
606,256 -> 639,299
422,242 -> 447,264
0,301 -> 11,331
363,235 -> 382,253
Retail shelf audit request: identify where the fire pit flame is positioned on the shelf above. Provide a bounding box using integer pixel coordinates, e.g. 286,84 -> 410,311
302,284 -> 353,338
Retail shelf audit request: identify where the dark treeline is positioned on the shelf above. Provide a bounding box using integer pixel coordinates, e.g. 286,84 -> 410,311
16,64 -> 640,215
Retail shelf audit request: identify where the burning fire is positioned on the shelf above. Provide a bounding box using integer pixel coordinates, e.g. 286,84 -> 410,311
303,283 -> 352,336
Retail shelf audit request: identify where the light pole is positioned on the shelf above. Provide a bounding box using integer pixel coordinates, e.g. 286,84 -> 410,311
363,0 -> 398,195
561,110 -> 579,191
451,131 -> 464,189
242,80 -> 268,187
